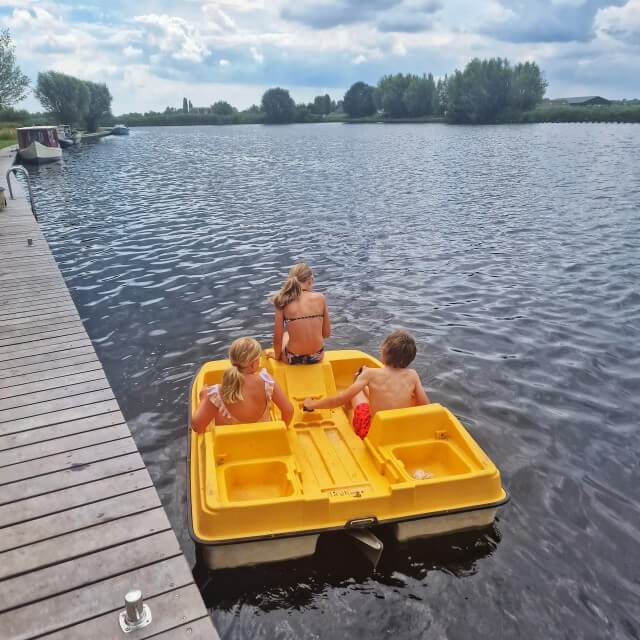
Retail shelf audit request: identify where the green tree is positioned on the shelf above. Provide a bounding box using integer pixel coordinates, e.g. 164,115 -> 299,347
403,74 -> 436,117
435,76 -> 448,116
509,61 -> 547,111
35,71 -> 89,126
376,74 -> 411,117
211,100 -> 235,116
312,94 -> 332,115
261,87 -> 296,124
84,81 -> 112,132
343,81 -> 376,118
0,28 -> 30,109
445,58 -> 512,124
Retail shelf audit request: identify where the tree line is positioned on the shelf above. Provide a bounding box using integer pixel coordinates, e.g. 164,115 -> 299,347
34,71 -> 113,132
343,58 -> 547,123
124,58 -> 546,126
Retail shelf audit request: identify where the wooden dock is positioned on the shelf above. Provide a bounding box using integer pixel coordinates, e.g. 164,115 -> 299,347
0,148 -> 217,639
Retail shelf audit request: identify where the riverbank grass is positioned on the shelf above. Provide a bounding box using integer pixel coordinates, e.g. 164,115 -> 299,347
0,126 -> 17,149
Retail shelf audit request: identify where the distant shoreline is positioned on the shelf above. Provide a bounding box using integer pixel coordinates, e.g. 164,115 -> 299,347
119,103 -> 640,127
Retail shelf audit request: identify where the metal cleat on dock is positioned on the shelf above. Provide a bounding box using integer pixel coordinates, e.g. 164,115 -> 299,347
119,589 -> 152,633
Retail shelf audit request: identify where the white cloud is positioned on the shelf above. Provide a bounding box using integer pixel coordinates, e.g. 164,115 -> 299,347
133,14 -> 210,62
219,58 -> 230,66
250,46 -> 264,63
595,0 -> 640,44
123,46 -> 143,57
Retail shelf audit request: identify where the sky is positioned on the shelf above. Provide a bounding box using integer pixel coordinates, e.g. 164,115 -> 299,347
2,0 -> 639,114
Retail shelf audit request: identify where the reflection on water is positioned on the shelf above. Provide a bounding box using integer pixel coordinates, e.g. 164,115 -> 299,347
28,124 -> 640,639
200,525 -> 501,614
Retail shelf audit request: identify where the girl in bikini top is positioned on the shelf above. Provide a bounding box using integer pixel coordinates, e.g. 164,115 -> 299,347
270,263 -> 332,364
191,337 -> 293,432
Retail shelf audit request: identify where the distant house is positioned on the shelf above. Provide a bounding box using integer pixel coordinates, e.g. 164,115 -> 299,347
556,96 -> 611,106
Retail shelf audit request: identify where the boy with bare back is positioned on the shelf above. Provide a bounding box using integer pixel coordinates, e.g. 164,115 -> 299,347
303,330 -> 430,438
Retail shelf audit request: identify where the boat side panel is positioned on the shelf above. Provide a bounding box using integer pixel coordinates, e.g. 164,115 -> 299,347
199,534 -> 319,570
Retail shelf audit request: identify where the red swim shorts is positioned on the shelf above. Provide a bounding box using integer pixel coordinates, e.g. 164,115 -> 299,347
352,403 -> 372,439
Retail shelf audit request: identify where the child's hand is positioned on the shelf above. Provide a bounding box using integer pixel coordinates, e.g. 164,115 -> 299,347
302,398 -> 315,412
198,385 -> 209,401
265,349 -> 276,360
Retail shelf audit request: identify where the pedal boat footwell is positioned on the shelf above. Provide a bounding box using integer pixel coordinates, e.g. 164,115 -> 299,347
188,350 -> 508,570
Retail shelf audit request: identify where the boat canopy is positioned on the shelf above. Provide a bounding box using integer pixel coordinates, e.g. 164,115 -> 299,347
17,127 -> 60,149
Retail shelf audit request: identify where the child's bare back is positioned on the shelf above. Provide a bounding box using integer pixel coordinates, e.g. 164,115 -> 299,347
303,330 -> 429,439
356,365 -> 424,416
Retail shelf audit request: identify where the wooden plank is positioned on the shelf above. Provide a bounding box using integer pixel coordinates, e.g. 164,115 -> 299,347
41,586 -> 214,640
0,308 -> 81,328
0,331 -> 89,359
0,289 -> 70,305
0,296 -> 75,316
0,272 -> 64,286
0,555 -> 194,640
148,616 -> 218,640
0,410 -> 125,451
0,258 -> 59,271
0,437 -> 136,485
0,300 -> 78,322
0,311 -> 79,329
0,375 -> 112,412
0,423 -> 129,467
0,326 -> 85,350
0,271 -> 65,284
0,532 -> 181,615
0,353 -> 101,387
0,336 -> 92,362
0,319 -> 81,344
0,468 -> 153,527
0,367 -> 106,402
0,294 -> 72,309
0,345 -> 97,379
0,507 -> 171,580
0,486 -> 160,553
0,333 -> 93,367
0,284 -> 68,299
0,397 -> 121,437
0,361 -> 106,396
0,291 -> 74,309
0,451 -> 145,505
0,387 -> 114,427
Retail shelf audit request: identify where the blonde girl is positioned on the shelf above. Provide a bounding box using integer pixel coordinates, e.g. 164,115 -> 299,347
191,337 -> 293,432
270,263 -> 331,364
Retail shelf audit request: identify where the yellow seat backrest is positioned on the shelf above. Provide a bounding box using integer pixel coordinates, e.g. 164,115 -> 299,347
367,404 -> 450,448
268,359 -> 337,402
213,421 -> 291,463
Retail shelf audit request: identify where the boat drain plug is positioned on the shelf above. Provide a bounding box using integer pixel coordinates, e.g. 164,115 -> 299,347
119,589 -> 152,633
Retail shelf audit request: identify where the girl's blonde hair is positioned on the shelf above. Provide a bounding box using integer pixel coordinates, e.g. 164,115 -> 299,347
271,263 -> 313,309
221,337 -> 262,404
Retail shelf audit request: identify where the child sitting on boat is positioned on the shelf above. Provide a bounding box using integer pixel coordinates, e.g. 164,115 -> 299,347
269,263 -> 331,365
191,337 -> 293,431
303,330 -> 430,438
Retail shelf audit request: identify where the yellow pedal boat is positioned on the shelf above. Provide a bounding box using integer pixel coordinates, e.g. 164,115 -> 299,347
188,350 -> 508,570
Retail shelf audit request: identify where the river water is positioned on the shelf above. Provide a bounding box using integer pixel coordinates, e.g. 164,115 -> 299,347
26,123 -> 639,639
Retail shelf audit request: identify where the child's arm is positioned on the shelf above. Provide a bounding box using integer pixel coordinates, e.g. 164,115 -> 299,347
413,371 -> 430,405
272,381 -> 294,424
191,387 -> 218,432
272,307 -> 285,360
321,295 -> 332,339
303,374 -> 368,411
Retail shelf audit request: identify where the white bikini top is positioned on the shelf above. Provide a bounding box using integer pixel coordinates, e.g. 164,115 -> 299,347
207,368 -> 275,424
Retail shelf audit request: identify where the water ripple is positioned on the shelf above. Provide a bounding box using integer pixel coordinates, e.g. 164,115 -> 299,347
27,123 -> 640,639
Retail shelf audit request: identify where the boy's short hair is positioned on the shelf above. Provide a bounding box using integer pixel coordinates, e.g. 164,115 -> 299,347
381,330 -> 417,368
